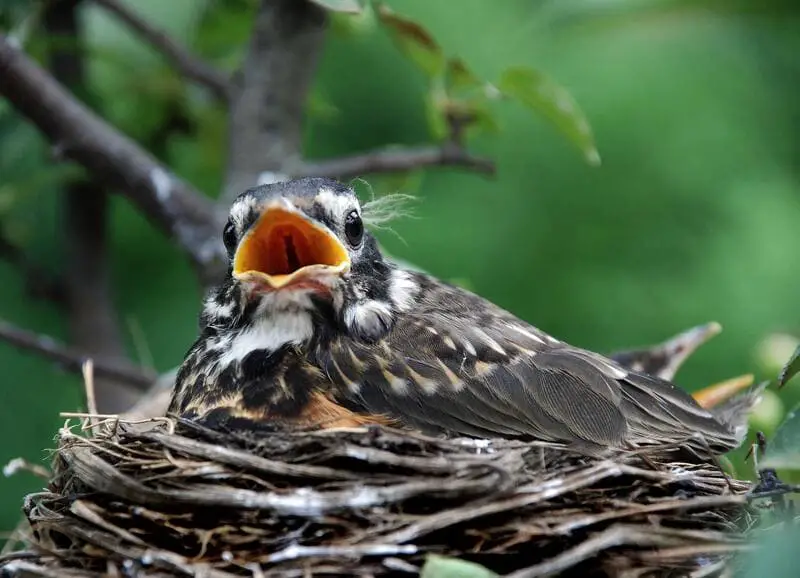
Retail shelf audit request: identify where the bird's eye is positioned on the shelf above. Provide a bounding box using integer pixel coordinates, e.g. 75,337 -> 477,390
344,210 -> 363,247
222,221 -> 237,253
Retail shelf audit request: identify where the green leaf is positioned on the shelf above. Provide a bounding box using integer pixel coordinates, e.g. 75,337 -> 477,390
308,0 -> 363,13
329,5 -> 376,37
497,66 -> 601,166
762,400 -> 800,472
376,3 -> 445,78
742,518 -> 800,578
420,555 -> 498,578
446,58 -> 482,93
778,345 -> 800,388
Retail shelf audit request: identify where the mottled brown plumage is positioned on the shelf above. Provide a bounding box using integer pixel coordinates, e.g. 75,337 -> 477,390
169,178 -> 758,458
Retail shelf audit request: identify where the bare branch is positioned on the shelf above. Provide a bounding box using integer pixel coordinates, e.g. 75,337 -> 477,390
0,34 -> 225,283
296,143 -> 496,180
0,228 -> 65,305
45,0 -> 134,413
0,319 -> 156,391
221,0 -> 327,207
91,0 -> 232,102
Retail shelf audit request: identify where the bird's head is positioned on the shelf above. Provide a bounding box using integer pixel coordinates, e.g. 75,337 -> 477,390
225,178 -> 364,300
213,177 -> 417,341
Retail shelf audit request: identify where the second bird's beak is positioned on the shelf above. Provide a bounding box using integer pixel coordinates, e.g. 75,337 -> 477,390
233,202 -> 350,291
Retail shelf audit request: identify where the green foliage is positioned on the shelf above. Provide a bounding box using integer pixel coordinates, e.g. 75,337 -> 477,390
377,3 -> 445,78
778,345 -> 800,388
0,0 -> 35,33
1,0 -> 799,544
420,555 -> 498,578
374,2 -> 598,162
761,348 -> 800,475
762,400 -> 800,472
741,523 -> 800,578
496,66 -> 600,165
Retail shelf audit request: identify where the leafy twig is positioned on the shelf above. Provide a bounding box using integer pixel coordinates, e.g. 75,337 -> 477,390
91,0 -> 232,102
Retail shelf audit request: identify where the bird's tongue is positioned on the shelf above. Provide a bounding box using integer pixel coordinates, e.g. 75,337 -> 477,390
233,207 -> 349,289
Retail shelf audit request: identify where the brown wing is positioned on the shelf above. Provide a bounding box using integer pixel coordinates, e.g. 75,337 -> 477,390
316,278 -> 739,453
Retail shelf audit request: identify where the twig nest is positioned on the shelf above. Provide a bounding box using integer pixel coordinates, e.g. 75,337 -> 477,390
2,418 -> 758,577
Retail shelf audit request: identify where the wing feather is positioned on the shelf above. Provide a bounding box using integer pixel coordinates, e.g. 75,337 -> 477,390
318,272 -> 739,452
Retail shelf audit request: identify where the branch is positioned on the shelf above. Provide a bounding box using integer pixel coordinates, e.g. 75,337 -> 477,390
0,319 -> 156,391
0,34 -> 226,284
45,0 -> 135,413
0,228 -> 66,305
221,0 -> 327,207
91,0 -> 231,102
296,143 -> 496,180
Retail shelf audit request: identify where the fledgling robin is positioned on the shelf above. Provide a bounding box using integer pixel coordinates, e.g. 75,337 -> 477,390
169,178 -> 756,456
609,321 -> 722,381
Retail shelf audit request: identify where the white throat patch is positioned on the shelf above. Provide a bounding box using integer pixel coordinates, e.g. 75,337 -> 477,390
217,311 -> 314,366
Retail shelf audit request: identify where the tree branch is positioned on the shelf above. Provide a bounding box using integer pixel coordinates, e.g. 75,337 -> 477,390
45,0 -> 136,413
296,143 -> 496,180
0,228 -> 66,305
0,319 -> 156,391
91,0 -> 232,102
221,0 -> 327,207
0,33 -> 226,284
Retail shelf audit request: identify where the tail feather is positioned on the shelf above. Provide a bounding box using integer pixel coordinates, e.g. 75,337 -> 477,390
709,381 -> 768,444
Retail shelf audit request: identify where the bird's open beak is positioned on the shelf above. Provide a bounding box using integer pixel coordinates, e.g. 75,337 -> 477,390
233,203 -> 350,290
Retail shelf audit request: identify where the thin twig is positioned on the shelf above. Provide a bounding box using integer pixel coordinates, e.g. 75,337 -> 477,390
296,143 -> 496,180
91,0 -> 231,102
506,525 -> 685,578
0,319 -> 156,391
145,431 -> 361,480
2,458 -> 50,480
66,444 -> 502,515
81,359 -> 98,431
266,544 -> 418,564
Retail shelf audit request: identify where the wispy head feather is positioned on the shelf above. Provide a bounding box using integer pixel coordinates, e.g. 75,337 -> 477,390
361,193 -> 418,227
351,178 -> 419,246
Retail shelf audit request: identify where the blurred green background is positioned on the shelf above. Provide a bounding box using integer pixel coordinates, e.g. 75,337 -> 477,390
1,0 -> 799,538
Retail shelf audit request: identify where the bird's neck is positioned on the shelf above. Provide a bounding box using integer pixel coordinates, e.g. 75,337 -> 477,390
212,310 -> 316,368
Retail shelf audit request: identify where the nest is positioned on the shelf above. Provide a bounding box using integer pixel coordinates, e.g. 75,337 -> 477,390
0,417 -> 770,577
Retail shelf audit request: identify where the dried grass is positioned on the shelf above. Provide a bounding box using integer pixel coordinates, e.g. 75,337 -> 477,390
0,417 -> 775,577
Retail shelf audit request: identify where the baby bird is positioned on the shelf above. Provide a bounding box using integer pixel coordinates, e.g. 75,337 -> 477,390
169,178 -> 756,457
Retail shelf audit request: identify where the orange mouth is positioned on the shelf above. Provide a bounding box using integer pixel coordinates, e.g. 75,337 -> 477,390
233,205 -> 350,289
